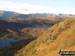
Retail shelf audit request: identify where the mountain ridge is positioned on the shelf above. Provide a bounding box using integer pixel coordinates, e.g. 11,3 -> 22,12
0,10 -> 75,20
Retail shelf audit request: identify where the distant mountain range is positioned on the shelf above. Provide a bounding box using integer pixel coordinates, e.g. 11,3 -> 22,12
0,10 -> 75,20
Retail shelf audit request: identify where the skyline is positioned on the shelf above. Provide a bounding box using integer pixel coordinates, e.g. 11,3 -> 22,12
0,0 -> 75,14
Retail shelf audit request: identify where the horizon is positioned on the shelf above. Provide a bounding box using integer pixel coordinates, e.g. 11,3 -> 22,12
0,0 -> 75,14
1,10 -> 75,15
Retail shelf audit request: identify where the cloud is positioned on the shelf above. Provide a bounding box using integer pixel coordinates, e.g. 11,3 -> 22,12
0,1 -> 74,14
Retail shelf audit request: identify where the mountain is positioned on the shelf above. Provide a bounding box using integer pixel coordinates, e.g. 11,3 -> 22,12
58,14 -> 74,16
0,11 -> 53,20
0,10 -> 75,56
0,15 -> 73,36
15,18 -> 75,56
0,14 -> 73,38
28,13 -> 56,18
0,10 -> 30,20
0,10 -> 75,20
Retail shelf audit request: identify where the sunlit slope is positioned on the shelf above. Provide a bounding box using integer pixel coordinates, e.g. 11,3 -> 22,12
16,18 -> 75,56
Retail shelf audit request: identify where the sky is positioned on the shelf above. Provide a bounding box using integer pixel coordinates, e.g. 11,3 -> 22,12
0,0 -> 75,14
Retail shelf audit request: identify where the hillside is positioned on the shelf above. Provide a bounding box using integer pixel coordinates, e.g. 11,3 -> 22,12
0,11 -> 75,56
0,16 -> 62,35
0,16 -> 73,39
0,28 -> 46,56
16,18 -> 75,56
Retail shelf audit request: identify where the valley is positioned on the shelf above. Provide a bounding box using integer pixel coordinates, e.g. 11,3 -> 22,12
0,10 -> 75,56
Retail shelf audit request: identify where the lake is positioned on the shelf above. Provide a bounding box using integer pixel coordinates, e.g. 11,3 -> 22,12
27,27 -> 49,29
0,27 -> 49,48
0,39 -> 20,48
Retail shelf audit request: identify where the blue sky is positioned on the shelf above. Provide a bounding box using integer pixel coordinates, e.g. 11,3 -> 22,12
0,0 -> 75,14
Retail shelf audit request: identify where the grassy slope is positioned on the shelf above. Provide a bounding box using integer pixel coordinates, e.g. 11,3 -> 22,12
16,18 -> 75,56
